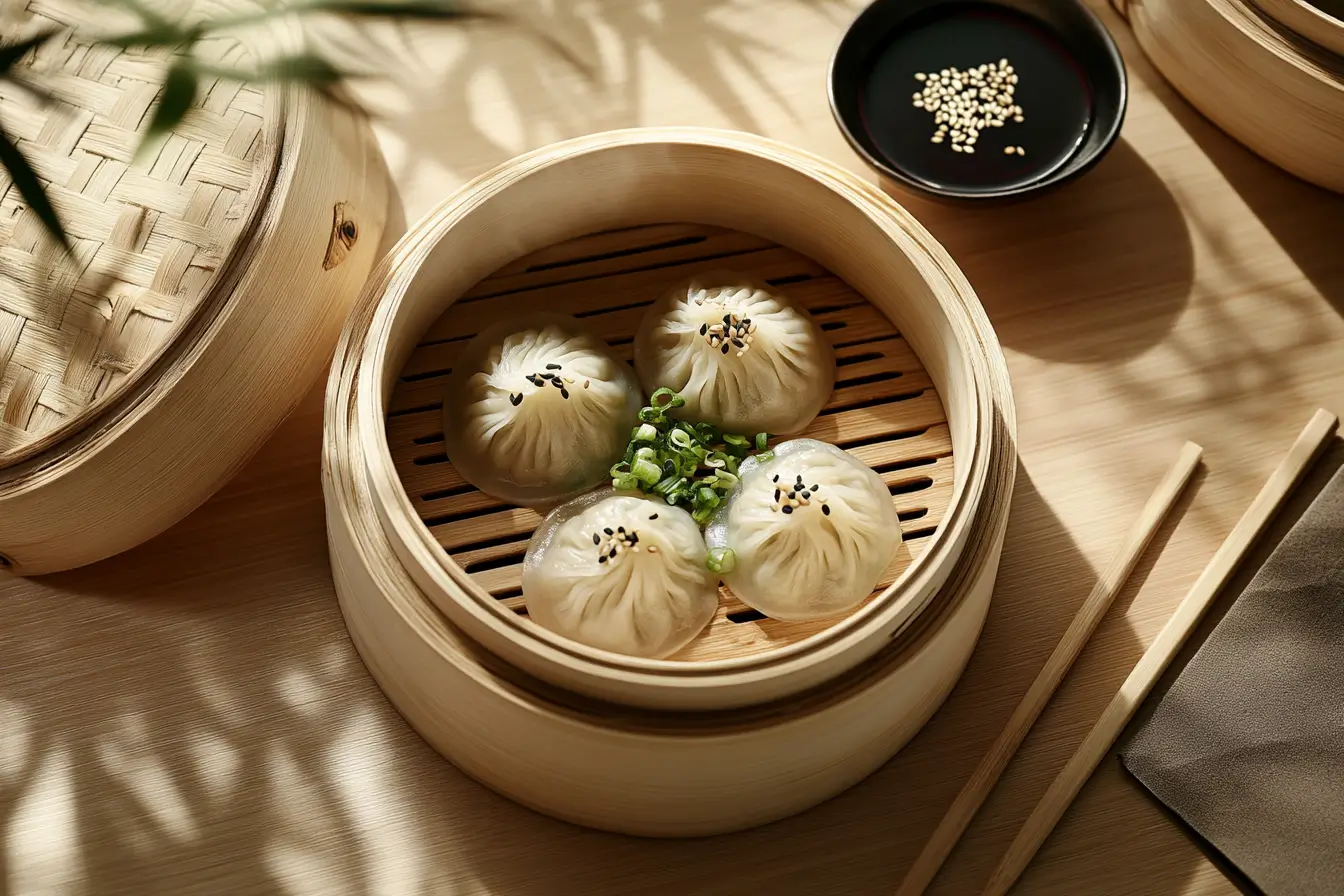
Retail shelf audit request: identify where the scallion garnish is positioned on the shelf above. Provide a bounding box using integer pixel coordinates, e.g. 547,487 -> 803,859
706,547 -> 737,574
610,388 -> 769,527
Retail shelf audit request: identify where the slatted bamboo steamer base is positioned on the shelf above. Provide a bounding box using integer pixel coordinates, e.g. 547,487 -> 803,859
0,4 -> 389,574
389,222 -> 956,662
324,129 -> 1016,834
1121,0 -> 1344,191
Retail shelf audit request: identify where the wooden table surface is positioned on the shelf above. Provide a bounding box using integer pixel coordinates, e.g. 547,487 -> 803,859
3,1 -> 1342,893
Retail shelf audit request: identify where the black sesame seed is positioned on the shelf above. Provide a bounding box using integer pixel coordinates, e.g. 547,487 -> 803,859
721,343 -> 730,354
782,505 -> 794,515
811,484 -> 819,491
649,513 -> 658,520
822,504 -> 831,516
604,528 -> 613,535
743,319 -> 751,326
722,314 -> 731,325
773,488 -> 781,501
509,393 -> 522,406
561,389 -> 570,399
732,338 -> 744,348
699,323 -> 708,336
598,554 -> 608,563
592,533 -> 601,544
617,526 -> 625,533
787,491 -> 796,499
546,363 -> 562,370
552,379 -> 564,388
772,475 -> 779,482
629,532 -> 639,544
801,491 -> 811,499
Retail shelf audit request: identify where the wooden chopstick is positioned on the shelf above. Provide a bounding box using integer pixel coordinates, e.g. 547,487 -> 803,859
896,440 -> 1204,896
981,408 -> 1340,896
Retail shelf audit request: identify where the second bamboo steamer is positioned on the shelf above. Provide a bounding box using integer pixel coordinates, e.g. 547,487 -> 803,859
325,129 -> 1016,834
1123,0 -> 1344,191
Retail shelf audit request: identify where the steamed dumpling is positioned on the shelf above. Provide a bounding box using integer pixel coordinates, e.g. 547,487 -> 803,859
522,491 -> 719,658
442,313 -> 641,506
634,270 -> 835,434
705,439 -> 900,621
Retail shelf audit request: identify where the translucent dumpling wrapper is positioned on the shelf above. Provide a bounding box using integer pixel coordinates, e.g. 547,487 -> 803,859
633,270 -> 835,435
522,491 -> 719,658
442,313 -> 642,506
705,439 -> 901,621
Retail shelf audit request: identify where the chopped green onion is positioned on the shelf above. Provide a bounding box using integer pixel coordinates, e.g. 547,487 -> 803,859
755,432 -> 769,451
614,388 -> 772,526
649,387 -> 679,408
706,547 -> 737,574
631,457 -> 662,485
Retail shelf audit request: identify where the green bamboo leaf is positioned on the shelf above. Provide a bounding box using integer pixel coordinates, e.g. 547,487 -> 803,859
200,0 -> 496,31
307,1 -> 499,20
136,61 -> 198,160
0,27 -> 62,75
0,124 -> 69,251
255,53 -> 345,84
97,25 -> 190,49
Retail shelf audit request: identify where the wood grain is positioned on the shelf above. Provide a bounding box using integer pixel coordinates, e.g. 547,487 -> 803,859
0,0 -> 1342,891
387,222 -> 956,661
983,410 -> 1338,895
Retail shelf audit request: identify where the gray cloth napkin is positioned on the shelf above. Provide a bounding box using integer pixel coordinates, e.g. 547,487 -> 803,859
1120,464 -> 1344,896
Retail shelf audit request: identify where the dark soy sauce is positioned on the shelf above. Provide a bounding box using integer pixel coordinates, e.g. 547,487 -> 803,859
859,4 -> 1093,194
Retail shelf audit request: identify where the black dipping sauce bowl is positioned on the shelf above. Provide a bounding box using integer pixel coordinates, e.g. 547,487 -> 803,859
829,0 -> 1126,201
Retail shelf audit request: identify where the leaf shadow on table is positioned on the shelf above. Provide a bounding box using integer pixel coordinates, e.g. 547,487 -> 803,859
889,138 -> 1196,365
329,0 -> 848,201
0,390 -> 387,895
1125,31 -> 1344,322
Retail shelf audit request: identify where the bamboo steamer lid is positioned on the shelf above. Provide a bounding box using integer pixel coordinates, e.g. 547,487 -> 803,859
324,129 -> 1018,832
0,3 -> 389,574
1122,0 -> 1344,191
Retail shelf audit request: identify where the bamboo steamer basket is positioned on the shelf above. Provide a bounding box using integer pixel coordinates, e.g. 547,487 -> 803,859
1253,0 -> 1344,57
324,128 -> 1017,835
332,129 -> 1015,713
1119,0 -> 1344,191
0,3 -> 389,575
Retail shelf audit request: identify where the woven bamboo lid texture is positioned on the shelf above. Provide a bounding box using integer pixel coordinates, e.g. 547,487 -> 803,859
0,16 -> 276,464
0,5 -> 389,574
